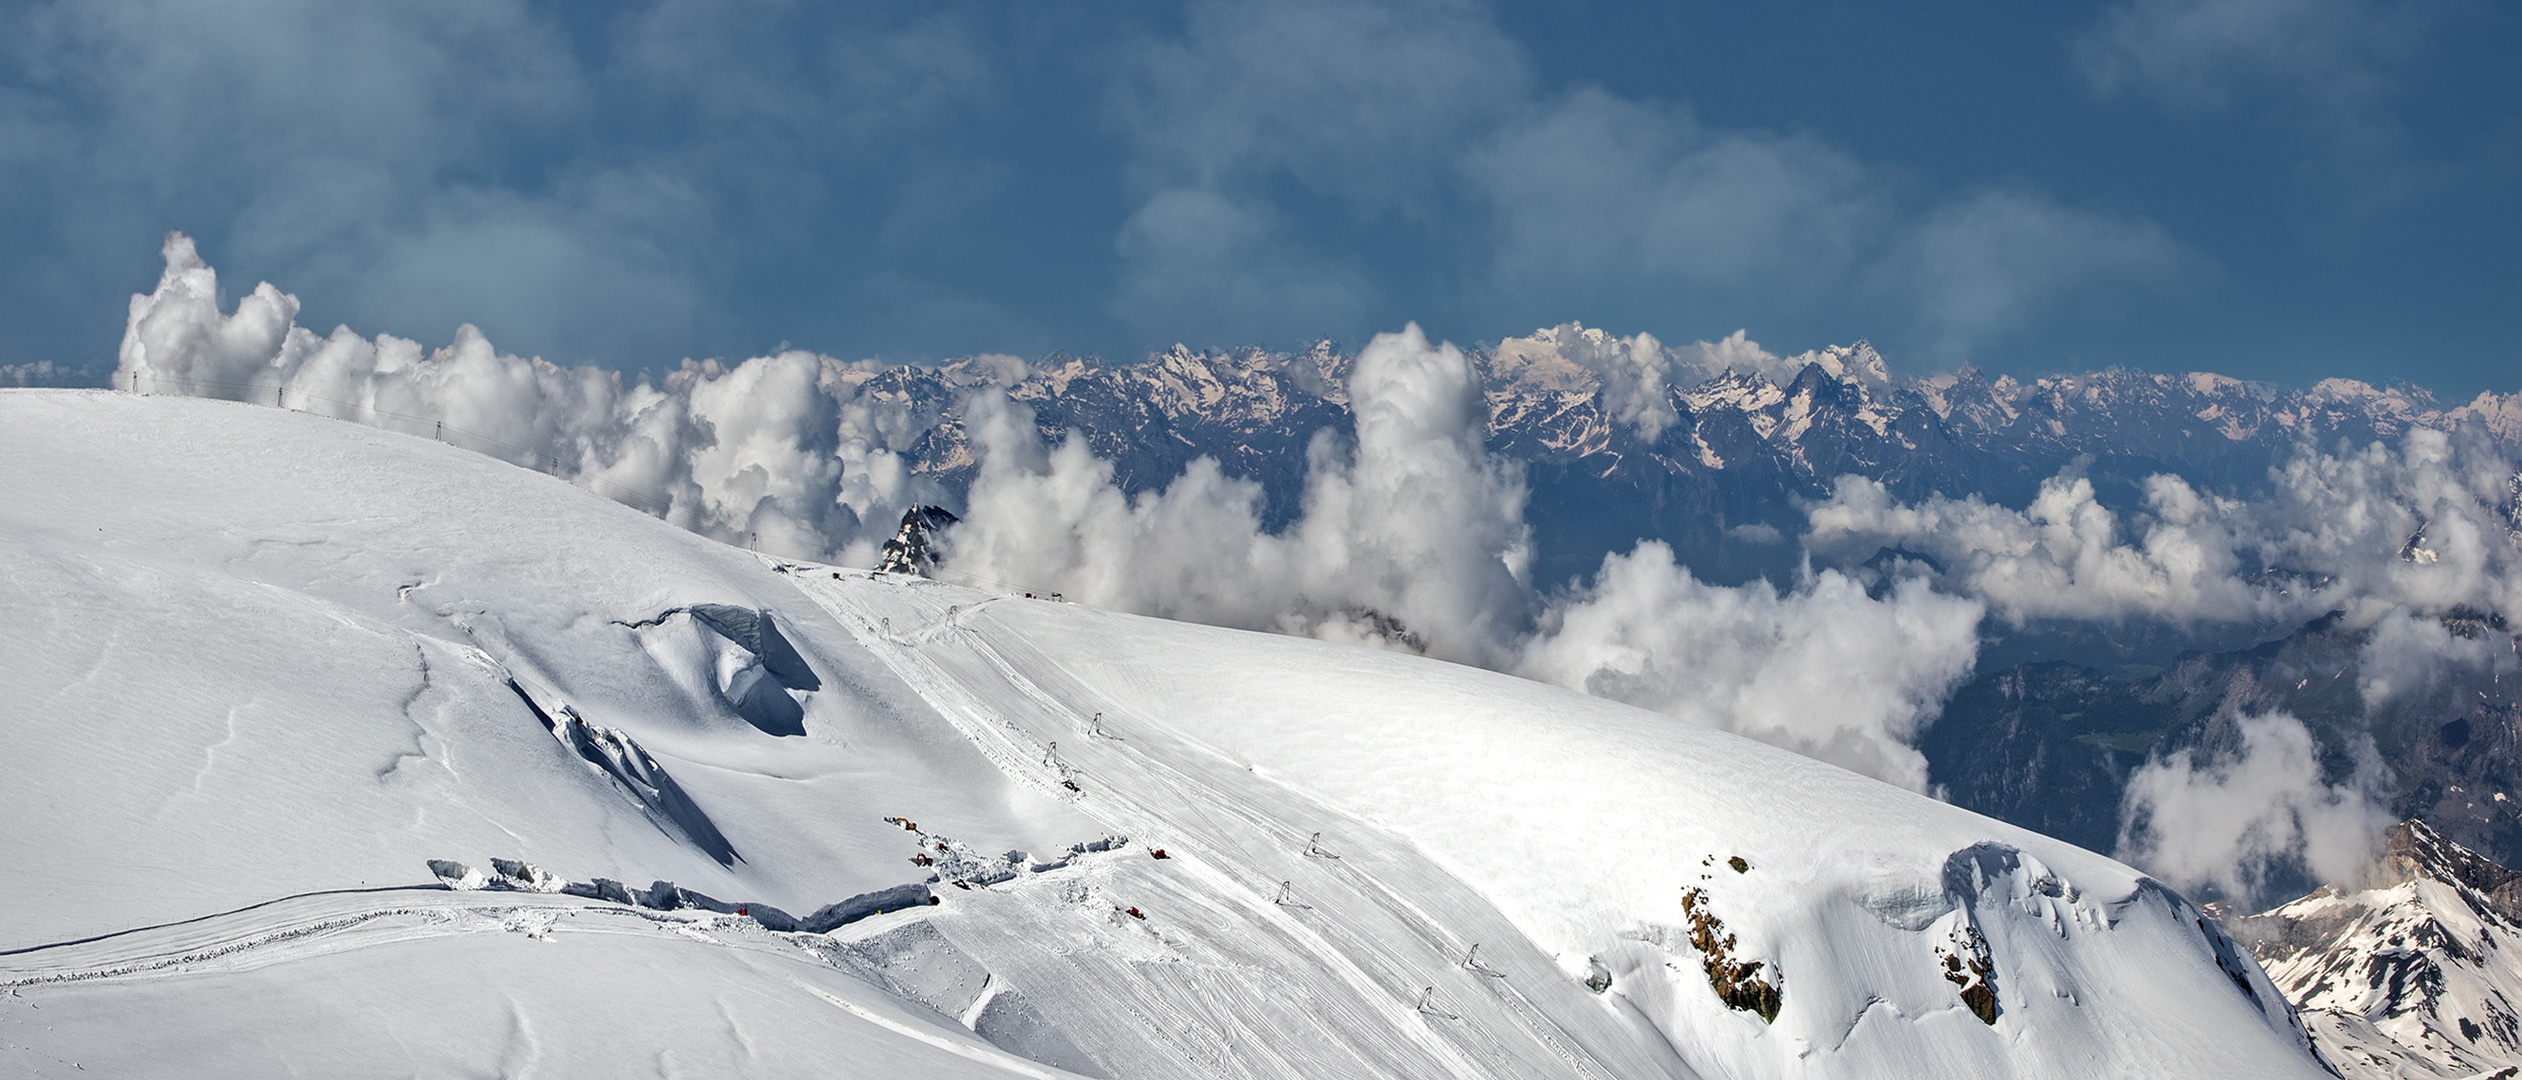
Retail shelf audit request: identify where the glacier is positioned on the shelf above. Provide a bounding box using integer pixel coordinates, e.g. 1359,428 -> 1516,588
0,389 -> 2333,1078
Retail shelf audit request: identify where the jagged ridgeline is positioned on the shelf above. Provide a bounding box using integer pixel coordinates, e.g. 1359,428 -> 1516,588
875,505 -> 959,577
870,333 -> 2520,588
2228,820 -> 2522,1079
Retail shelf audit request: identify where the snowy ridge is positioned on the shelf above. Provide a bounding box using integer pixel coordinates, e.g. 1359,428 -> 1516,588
0,390 -> 2331,1078
2230,821 -> 2522,1079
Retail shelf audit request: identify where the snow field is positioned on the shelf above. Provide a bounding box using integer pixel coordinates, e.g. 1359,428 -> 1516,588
0,391 -> 2336,1078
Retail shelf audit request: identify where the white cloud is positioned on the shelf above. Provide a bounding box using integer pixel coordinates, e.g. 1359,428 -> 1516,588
944,323 -> 1535,667
2117,711 -> 2392,904
1806,428 -> 2522,629
1806,470 -> 2271,625
1517,547 -> 1984,792
2355,607 -> 2514,710
109,237 -> 2004,796
938,320 -> 1986,789
117,232 -> 941,566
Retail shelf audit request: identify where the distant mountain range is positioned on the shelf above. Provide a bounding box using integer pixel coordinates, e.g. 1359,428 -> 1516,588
864,332 -> 2522,587
845,334 -> 2522,887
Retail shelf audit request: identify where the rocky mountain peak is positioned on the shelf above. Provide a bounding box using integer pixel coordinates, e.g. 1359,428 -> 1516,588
2380,819 -> 2522,923
874,505 -> 959,577
2225,819 -> 2522,1079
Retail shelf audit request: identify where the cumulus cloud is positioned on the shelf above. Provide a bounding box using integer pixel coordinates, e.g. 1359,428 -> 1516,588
1807,470 -> 2270,626
2117,711 -> 2393,905
1803,421 -> 2522,891
114,234 -> 1996,795
942,321 -> 1982,789
945,323 -> 1536,667
1807,428 -> 2522,628
118,232 -> 943,565
1518,547 -> 1983,792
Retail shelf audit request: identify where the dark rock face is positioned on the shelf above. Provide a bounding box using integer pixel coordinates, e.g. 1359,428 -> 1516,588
1920,662 -> 2173,854
1928,610 -> 2522,879
875,505 -> 960,577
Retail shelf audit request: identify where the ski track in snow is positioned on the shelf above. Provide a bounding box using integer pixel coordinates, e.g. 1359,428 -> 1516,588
793,567 -> 1693,1080
0,393 -> 2344,1079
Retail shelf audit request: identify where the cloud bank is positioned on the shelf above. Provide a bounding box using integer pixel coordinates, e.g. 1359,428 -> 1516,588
119,234 -> 1986,793
1808,428 -> 2522,897
1807,428 -> 2522,629
943,321 -> 1985,788
2116,711 -> 2392,906
119,232 -> 940,567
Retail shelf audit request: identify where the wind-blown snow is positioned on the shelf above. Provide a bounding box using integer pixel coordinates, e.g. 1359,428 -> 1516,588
0,390 -> 2330,1078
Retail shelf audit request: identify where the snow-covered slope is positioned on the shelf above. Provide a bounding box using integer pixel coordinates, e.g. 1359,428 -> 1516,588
2229,820 -> 2522,1079
1,389 -> 2332,1078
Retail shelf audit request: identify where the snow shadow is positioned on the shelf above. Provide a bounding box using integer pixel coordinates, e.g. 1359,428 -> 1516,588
688,604 -> 817,737
506,679 -> 742,865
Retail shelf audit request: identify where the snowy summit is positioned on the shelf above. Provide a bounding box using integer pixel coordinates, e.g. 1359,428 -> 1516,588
1,389 -> 2330,1077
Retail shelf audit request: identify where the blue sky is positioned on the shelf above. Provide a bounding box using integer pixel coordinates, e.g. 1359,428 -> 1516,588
3,0 -> 2515,394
